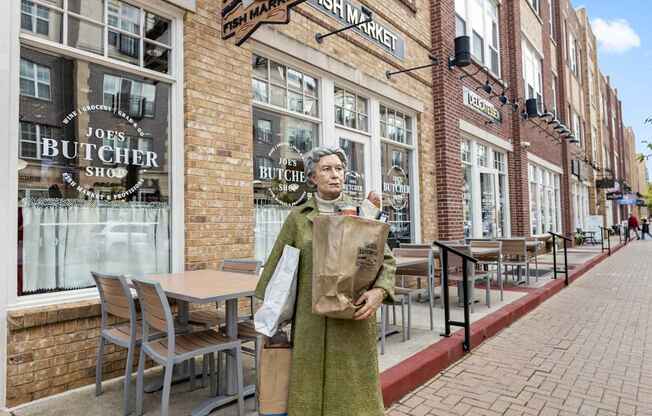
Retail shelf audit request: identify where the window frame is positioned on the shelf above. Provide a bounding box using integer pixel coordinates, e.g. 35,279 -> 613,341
528,162 -> 562,235
522,39 -> 543,110
19,0 -> 173,74
7,0 -> 185,309
454,0 -> 501,78
21,0 -> 51,36
19,58 -> 51,100
334,85 -> 369,133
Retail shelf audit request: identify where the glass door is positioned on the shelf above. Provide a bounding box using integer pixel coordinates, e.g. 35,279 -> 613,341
338,130 -> 370,204
480,172 -> 497,238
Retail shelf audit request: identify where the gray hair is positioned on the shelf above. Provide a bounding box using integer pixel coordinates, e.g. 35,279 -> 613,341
304,146 -> 347,191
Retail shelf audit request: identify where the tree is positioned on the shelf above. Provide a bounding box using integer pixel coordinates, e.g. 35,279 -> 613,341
639,118 -> 652,162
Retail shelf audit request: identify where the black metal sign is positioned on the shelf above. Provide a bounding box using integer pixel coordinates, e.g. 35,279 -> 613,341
596,178 -> 615,189
606,191 -> 623,200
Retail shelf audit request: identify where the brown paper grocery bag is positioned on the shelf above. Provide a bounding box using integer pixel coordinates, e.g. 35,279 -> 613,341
312,215 -> 390,319
257,342 -> 292,416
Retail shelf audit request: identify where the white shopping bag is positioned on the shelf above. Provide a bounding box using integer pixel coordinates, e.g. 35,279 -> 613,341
254,245 -> 300,337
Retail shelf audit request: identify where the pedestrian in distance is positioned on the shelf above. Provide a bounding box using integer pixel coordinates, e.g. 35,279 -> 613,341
628,212 -> 640,240
255,146 -> 396,416
642,218 -> 652,240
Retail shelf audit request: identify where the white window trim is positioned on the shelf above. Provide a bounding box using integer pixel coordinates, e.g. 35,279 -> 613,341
6,0 -> 185,311
528,162 -> 562,235
462,134 -> 512,238
454,0 -> 502,78
522,38 -> 543,107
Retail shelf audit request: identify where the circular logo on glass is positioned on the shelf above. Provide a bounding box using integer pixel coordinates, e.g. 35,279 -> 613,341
257,142 -> 307,207
383,165 -> 410,211
344,170 -> 365,200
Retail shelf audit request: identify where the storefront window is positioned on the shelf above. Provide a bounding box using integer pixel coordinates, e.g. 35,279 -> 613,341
17,47 -> 171,296
251,55 -> 319,118
380,105 -> 413,145
461,140 -> 472,238
335,87 -> 368,132
529,163 -> 562,235
339,138 -> 366,203
252,106 -> 319,261
20,0 -> 172,74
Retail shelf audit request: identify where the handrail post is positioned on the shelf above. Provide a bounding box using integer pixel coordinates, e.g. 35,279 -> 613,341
461,258 -> 471,352
552,233 -> 558,280
600,227 -> 605,253
563,237 -> 569,286
441,249 -> 451,337
608,229 -> 611,255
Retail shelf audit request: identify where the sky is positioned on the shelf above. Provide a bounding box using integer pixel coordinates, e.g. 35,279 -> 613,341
576,1 -> 652,179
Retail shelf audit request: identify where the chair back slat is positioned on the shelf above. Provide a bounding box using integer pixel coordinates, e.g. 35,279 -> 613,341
220,259 -> 261,275
399,243 -> 432,249
469,240 -> 501,249
92,272 -> 134,320
498,238 -> 527,259
393,247 -> 431,258
132,280 -> 174,335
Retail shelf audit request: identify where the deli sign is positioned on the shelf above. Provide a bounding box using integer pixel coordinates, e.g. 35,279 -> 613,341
222,0 -> 307,46
463,87 -> 501,123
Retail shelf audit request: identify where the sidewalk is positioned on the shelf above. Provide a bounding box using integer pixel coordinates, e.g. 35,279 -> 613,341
387,240 -> 652,416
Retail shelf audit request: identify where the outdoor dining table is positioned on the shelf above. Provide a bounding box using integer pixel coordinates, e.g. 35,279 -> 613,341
135,269 -> 258,416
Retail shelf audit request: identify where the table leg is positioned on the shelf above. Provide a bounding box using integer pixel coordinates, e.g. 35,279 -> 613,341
225,298 -> 238,396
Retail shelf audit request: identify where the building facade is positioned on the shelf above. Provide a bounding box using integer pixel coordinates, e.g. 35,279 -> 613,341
0,0 -> 646,409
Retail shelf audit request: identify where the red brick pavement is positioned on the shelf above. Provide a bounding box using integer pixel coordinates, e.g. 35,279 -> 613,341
386,241 -> 652,416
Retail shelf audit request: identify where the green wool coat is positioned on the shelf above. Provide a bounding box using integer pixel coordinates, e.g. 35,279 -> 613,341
255,196 -> 397,416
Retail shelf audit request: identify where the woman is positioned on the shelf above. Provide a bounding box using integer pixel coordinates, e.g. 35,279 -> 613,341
255,146 -> 396,416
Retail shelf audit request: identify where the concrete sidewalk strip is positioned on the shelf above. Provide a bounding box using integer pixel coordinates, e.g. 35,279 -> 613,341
386,240 -> 652,416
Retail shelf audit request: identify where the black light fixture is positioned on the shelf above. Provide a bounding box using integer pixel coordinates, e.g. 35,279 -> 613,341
477,79 -> 492,94
499,94 -> 509,105
524,98 -> 541,118
315,6 -> 373,43
448,36 -> 472,69
386,55 -> 439,79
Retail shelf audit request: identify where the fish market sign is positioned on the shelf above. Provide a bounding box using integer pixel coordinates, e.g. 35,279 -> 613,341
463,87 -> 501,123
308,0 -> 406,60
222,0 -> 307,46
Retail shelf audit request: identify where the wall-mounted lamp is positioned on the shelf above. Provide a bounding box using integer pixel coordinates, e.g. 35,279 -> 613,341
448,36 -> 472,69
477,79 -> 493,94
316,6 -> 373,43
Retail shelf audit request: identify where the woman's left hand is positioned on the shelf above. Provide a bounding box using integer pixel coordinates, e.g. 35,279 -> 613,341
353,288 -> 386,320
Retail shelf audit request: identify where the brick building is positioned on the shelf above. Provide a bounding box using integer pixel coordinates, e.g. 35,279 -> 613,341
0,0 -> 645,409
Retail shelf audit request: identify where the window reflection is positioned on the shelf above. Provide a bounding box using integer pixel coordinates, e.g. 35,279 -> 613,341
17,47 -> 171,296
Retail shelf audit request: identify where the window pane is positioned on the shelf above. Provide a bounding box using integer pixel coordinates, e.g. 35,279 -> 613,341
343,110 -> 355,129
287,68 -> 302,91
455,15 -> 466,37
20,59 -> 34,79
145,12 -> 171,45
344,92 -> 355,111
334,86 -> 345,108
144,42 -> 169,74
20,3 -> 62,43
335,106 -> 344,125
20,79 -> 35,97
18,47 -> 172,296
269,61 -> 286,86
357,114 -> 368,132
21,13 -> 33,32
108,0 -> 140,35
252,55 -> 268,80
304,75 -> 317,97
108,31 -> 140,65
356,96 -> 368,115
37,83 -> 50,99
490,49 -> 499,75
339,138 -> 366,203
304,97 -> 318,117
68,0 -> 104,22
381,142 -> 413,246
288,91 -> 303,113
270,84 -> 286,108
253,107 -> 318,262
472,31 -> 484,61
68,17 -> 104,55
20,140 -> 38,159
252,79 -> 268,103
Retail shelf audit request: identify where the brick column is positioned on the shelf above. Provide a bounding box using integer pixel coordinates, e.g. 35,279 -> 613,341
430,0 -> 463,240
503,0 -> 530,237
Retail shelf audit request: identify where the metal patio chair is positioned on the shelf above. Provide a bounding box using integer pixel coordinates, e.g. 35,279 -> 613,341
498,238 -> 530,285
468,239 -> 503,303
440,245 -> 490,312
133,278 -> 245,416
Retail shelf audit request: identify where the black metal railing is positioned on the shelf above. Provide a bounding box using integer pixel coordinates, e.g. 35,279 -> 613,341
434,240 -> 478,352
549,232 -> 571,286
600,227 -> 611,256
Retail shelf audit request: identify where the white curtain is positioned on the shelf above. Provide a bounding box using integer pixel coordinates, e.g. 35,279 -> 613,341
254,205 -> 290,263
21,198 -> 170,293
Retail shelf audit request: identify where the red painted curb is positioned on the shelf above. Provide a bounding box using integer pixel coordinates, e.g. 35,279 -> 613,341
380,243 -> 625,407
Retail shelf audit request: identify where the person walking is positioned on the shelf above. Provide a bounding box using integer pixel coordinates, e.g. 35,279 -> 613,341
642,218 -> 652,240
255,146 -> 396,416
628,213 -> 640,240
